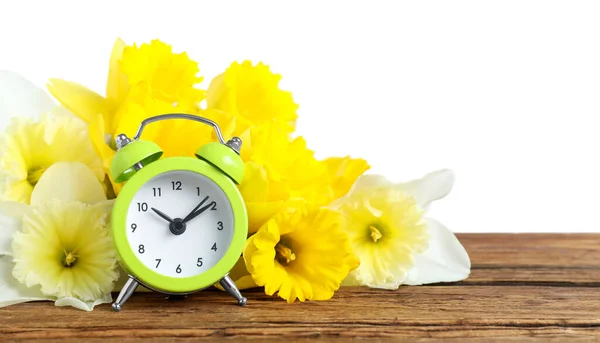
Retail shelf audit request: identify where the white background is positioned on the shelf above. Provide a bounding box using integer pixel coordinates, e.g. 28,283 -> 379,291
0,1 -> 599,233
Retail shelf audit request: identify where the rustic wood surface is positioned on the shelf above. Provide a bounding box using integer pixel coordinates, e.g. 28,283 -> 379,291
1,233 -> 599,342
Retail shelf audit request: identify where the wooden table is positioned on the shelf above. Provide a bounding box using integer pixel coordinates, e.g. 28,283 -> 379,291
1,234 -> 599,342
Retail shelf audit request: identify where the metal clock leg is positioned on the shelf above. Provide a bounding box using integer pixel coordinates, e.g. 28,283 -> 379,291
219,275 -> 247,306
112,276 -> 140,312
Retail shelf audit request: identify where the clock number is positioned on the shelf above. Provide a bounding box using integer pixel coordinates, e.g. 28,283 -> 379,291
172,181 -> 182,191
196,187 -> 201,196
155,259 -> 161,268
211,243 -> 217,251
217,221 -> 223,230
210,202 -> 217,211
138,244 -> 145,254
153,187 -> 162,197
131,223 -> 137,232
137,202 -> 148,212
196,258 -> 203,267
176,264 -> 182,274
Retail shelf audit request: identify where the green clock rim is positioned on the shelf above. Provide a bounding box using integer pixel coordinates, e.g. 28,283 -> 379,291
111,156 -> 248,293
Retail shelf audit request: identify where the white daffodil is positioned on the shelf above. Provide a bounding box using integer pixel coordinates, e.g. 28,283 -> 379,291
0,71 -> 105,204
333,169 -> 470,289
0,161 -> 119,311
0,70 -> 55,130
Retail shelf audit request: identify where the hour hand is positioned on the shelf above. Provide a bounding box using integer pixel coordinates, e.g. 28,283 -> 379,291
182,196 -> 209,222
151,207 -> 174,223
182,201 -> 215,224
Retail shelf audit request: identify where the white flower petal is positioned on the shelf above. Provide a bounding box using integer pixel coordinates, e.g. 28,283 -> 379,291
397,169 -> 455,209
351,174 -> 394,193
0,256 -> 51,307
0,201 -> 29,256
54,293 -> 112,312
404,218 -> 471,285
30,162 -> 106,206
0,71 -> 55,130
330,174 -> 393,209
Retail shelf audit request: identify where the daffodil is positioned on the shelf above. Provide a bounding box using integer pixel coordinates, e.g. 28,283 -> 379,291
244,203 -> 358,303
0,70 -> 55,131
334,170 -> 470,289
0,112 -> 104,204
120,40 -> 205,106
0,162 -> 118,311
47,39 -> 205,189
206,61 -> 298,135
239,121 -> 369,233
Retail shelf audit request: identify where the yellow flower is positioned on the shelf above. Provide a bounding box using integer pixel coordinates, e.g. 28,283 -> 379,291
0,162 -> 118,311
243,203 -> 358,303
0,113 -> 104,204
338,185 -> 429,288
322,157 -> 371,200
11,199 -> 117,302
334,170 -> 470,289
47,39 -> 205,191
238,122 -> 369,233
120,40 -> 205,106
238,162 -> 289,234
207,61 -> 298,135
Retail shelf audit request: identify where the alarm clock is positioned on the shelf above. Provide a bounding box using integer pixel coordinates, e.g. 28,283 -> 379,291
109,113 -> 248,311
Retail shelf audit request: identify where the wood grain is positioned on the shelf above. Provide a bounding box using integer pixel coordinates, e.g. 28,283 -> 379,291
1,234 -> 599,342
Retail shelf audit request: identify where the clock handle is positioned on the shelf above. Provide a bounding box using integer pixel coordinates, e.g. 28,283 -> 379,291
133,113 -> 226,144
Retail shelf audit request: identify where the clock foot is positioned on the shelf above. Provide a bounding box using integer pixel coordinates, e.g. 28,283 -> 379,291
112,276 -> 140,312
219,275 -> 247,306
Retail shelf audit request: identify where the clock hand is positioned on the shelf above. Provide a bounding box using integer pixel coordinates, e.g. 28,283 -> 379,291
182,196 -> 209,222
151,207 -> 174,223
182,201 -> 216,224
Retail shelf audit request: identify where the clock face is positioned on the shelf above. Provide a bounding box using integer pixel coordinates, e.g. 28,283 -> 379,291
125,170 -> 235,278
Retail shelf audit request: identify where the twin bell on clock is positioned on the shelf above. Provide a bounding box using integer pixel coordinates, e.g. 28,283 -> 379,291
108,113 -> 248,311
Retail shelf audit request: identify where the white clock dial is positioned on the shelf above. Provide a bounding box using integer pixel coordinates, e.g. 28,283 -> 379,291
125,170 -> 235,278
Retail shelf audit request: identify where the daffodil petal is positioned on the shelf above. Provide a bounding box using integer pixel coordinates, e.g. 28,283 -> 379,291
323,156 -> 370,199
106,38 -> 129,108
89,113 -> 116,171
0,71 -> 55,129
30,162 -> 107,206
0,256 -> 51,307
348,174 -> 393,194
54,293 -> 112,312
0,201 -> 29,256
397,169 -> 455,209
403,218 -> 471,285
47,78 -> 106,124
246,201 -> 286,234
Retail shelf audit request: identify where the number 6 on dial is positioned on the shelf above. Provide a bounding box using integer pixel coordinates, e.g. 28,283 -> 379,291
109,113 -> 248,312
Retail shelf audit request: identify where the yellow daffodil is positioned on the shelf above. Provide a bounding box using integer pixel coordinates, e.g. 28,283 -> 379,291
120,40 -> 205,106
12,199 -> 117,304
333,170 -> 470,289
47,39 -> 205,191
0,113 -> 104,204
244,203 -> 358,303
0,162 -> 118,311
206,61 -> 298,135
239,121 -> 369,233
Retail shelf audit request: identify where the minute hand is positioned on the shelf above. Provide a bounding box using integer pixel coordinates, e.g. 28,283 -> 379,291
182,196 -> 209,222
182,201 -> 215,223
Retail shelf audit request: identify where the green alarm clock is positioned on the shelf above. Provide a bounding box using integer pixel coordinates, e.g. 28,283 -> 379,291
109,113 -> 248,311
